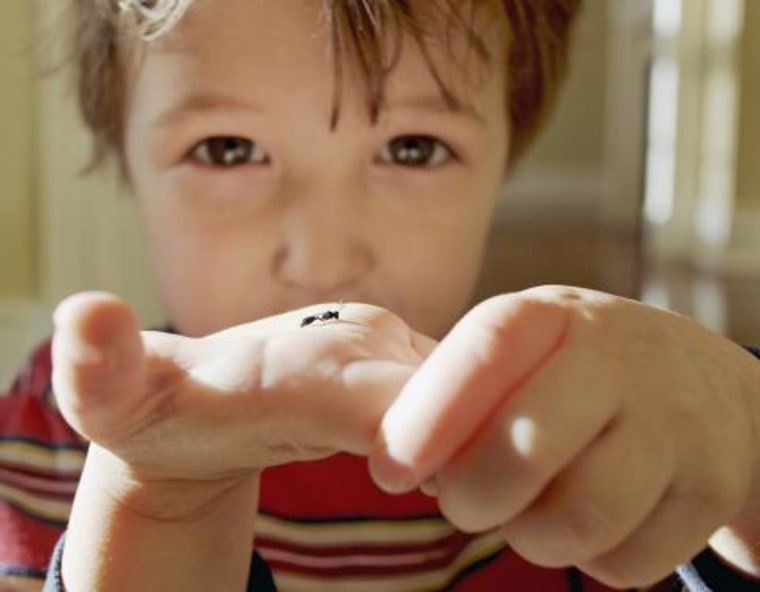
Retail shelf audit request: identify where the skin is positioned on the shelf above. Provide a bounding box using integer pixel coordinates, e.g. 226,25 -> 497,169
53,0 -> 759,589
123,0 -> 508,339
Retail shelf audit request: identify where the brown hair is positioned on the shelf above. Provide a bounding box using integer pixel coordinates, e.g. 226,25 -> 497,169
71,0 -> 581,169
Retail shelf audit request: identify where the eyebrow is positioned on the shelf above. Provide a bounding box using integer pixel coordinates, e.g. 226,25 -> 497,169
154,93 -> 266,129
153,91 -> 486,130
385,94 -> 487,127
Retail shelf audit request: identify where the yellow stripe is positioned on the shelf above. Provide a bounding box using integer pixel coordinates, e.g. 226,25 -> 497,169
0,481 -> 73,523
0,440 -> 85,474
271,530 -> 507,592
0,572 -> 45,591
257,513 -> 457,547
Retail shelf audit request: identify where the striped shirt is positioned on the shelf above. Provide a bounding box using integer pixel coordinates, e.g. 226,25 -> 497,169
0,340 -> 86,590
2,339 -> 755,591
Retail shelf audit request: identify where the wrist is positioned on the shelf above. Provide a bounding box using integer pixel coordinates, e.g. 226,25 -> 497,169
711,438 -> 760,578
709,517 -> 760,580
63,445 -> 261,591
709,347 -> 760,578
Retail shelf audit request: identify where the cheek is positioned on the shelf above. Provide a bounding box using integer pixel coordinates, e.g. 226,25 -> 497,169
389,213 -> 493,337
145,221 -> 223,332
137,200 -> 274,335
382,171 -> 501,328
421,230 -> 488,294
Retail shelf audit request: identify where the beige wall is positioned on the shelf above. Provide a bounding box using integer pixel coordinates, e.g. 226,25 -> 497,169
0,0 -> 616,310
526,0 -> 608,167
0,0 -> 651,384
0,0 -> 35,298
736,0 -> 760,206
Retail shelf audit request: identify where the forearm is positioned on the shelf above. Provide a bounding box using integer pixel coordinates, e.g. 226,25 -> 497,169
709,345 -> 760,579
62,445 -> 261,591
709,471 -> 760,578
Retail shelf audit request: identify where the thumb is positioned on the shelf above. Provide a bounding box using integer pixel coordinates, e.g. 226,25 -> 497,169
369,293 -> 570,493
52,292 -> 146,444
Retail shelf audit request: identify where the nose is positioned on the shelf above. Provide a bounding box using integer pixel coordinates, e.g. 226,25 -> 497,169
274,189 -> 372,298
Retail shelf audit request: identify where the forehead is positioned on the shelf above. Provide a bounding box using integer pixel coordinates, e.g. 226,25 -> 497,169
123,0 -> 508,122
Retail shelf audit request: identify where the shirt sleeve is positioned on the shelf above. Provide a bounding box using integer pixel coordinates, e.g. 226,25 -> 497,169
41,533 -> 65,592
0,339 -> 84,591
42,532 -> 279,592
678,548 -> 760,591
673,345 -> 760,591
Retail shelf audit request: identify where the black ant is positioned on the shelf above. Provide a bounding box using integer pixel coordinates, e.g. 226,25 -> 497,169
300,304 -> 343,327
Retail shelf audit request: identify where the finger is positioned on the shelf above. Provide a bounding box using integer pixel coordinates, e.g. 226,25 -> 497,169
319,360 -> 418,456
52,292 -> 146,443
427,335 -> 623,532
500,416 -> 674,568
245,306 -> 425,461
577,486 -> 731,589
408,329 -> 438,359
297,311 -> 435,457
369,293 -> 570,494
187,303 -> 428,465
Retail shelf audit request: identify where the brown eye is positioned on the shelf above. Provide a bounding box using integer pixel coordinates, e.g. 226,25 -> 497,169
191,137 -> 269,167
379,135 -> 453,167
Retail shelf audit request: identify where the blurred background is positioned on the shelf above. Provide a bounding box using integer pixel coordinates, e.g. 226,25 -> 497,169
2,0 -> 760,386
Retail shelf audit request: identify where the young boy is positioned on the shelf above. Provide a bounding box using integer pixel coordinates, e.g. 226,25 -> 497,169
1,0 -> 758,590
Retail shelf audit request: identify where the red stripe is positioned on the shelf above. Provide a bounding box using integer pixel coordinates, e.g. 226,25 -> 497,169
0,463 -> 81,484
262,549 -> 481,578
448,549 -> 573,591
0,467 -> 78,498
261,454 -> 439,518
255,528 -> 472,558
7,341 -> 53,398
0,502 -> 64,572
0,396 -> 82,447
1,339 -> 82,448
262,559 -> 462,579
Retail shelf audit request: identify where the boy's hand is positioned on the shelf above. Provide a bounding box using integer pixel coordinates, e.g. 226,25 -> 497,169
52,292 -> 431,518
369,286 -> 760,588
53,292 -> 435,590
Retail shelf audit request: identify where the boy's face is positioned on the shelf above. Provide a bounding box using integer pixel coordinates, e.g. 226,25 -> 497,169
123,0 -> 509,338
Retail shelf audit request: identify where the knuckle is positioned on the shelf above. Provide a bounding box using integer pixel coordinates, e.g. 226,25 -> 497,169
582,552 -> 675,590
436,477 -> 507,534
559,500 -> 618,559
438,497 -> 496,533
524,284 -> 587,302
684,478 -> 744,519
482,291 -> 558,326
582,557 -> 644,589
501,423 -> 566,487
504,499 -> 618,567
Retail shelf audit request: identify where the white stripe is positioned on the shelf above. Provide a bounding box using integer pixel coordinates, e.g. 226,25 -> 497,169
0,441 -> 85,474
257,513 -> 457,547
0,572 -> 45,591
259,546 -> 452,569
0,467 -> 78,495
0,481 -> 73,522
269,531 -> 506,592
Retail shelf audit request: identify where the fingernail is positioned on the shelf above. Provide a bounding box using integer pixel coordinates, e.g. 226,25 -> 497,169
53,299 -> 106,366
368,448 -> 419,495
420,477 -> 439,497
53,297 -> 76,329
57,332 -> 106,367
